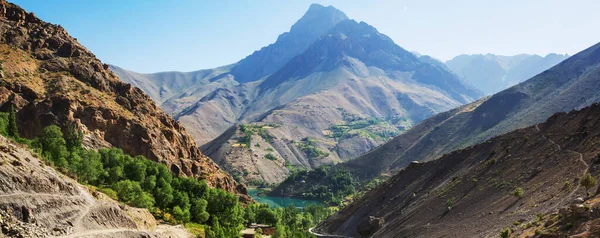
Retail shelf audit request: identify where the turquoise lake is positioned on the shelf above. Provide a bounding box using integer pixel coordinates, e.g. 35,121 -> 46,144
248,189 -> 323,208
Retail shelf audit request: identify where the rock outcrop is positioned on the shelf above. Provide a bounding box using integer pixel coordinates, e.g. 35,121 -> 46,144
0,135 -> 191,237
0,0 -> 248,199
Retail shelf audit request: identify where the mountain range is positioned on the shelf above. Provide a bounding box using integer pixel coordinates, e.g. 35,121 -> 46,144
311,42 -> 600,236
112,4 -> 483,185
446,53 -> 569,95
272,41 -> 600,203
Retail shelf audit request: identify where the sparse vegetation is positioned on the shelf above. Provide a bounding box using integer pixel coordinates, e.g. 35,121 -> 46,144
446,197 -> 455,207
566,222 -> 573,230
580,173 -> 597,196
295,137 -> 329,158
499,227 -> 511,238
264,153 -> 277,161
327,116 -> 406,141
512,187 -> 524,198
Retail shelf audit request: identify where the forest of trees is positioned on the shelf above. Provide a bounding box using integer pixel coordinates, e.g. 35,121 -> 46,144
0,107 -> 333,237
281,165 -> 356,206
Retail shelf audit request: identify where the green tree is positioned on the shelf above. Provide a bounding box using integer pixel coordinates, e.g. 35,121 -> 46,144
580,173 -> 597,196
154,178 -> 174,210
206,188 -> 245,234
301,212 -> 314,228
244,204 -> 257,225
39,125 -> 69,167
63,123 -> 82,151
7,104 -> 18,138
190,198 -> 210,223
172,205 -> 191,224
0,112 -> 9,135
256,205 -> 278,225
111,180 -> 154,209
142,175 -> 157,191
74,150 -> 104,184
125,159 -> 146,182
273,224 -> 287,238
173,191 -> 191,210
206,218 -> 226,238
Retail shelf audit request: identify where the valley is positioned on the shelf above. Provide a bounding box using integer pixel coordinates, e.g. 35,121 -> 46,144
113,4 -> 484,185
1,1 -> 598,238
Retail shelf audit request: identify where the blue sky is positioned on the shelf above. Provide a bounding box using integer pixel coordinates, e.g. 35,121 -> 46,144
11,0 -> 600,73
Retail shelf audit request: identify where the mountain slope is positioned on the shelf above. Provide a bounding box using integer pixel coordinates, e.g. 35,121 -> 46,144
176,17 -> 482,184
271,41 -> 600,200
229,3 -> 349,84
315,103 -> 600,237
0,135 -> 189,237
0,1 -> 247,198
446,53 -> 568,95
113,5 -> 482,185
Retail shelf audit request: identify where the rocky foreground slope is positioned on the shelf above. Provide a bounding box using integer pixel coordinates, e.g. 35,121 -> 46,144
0,0 -> 247,198
316,103 -> 600,237
0,136 -> 190,238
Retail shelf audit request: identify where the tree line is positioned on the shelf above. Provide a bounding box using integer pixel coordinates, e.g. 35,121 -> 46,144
0,106 -> 333,237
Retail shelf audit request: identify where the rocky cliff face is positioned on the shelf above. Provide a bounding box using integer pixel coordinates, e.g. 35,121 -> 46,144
0,135 -> 190,237
0,1 -> 247,199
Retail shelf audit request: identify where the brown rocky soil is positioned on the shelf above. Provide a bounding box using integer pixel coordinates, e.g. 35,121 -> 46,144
0,135 -> 191,238
0,0 -> 248,200
316,103 -> 600,237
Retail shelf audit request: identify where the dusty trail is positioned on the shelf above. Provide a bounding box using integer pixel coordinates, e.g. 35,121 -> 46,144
535,124 -> 589,203
308,227 -> 352,238
53,228 -> 146,238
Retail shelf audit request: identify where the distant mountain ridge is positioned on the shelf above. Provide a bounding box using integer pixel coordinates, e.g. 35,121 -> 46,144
112,4 -> 483,185
271,41 -> 600,200
446,53 -> 568,95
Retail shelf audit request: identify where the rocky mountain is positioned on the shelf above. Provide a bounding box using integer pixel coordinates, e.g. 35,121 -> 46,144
113,4 -> 483,185
0,135 -> 190,237
315,102 -> 600,237
0,1 -> 247,199
446,53 -> 568,95
271,41 -> 600,200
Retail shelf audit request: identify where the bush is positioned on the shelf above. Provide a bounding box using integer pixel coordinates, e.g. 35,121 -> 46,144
499,228 -> 511,238
512,187 -> 524,198
580,173 -> 597,196
264,153 -> 277,161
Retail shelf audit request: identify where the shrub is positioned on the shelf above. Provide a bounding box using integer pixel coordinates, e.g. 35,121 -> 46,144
264,153 -> 277,161
580,173 -> 597,196
499,228 -> 511,238
566,222 -> 573,230
512,187 -> 524,198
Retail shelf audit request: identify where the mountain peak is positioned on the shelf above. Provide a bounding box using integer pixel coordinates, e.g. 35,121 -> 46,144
230,4 -> 347,83
289,4 -> 348,37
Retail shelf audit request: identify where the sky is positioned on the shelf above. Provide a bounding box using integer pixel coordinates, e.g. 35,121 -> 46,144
11,0 -> 600,73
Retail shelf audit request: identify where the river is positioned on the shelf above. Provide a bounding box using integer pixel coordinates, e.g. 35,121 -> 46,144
248,188 -> 323,209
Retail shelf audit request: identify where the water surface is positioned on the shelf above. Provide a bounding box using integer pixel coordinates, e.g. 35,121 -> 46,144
248,188 -> 323,208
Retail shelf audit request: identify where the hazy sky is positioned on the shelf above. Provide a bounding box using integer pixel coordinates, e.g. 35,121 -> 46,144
11,0 -> 600,73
